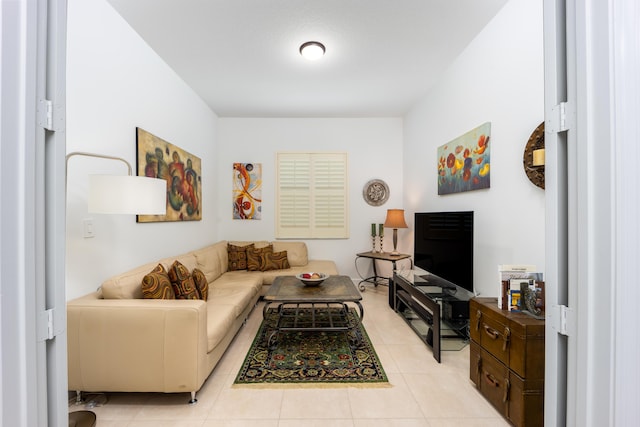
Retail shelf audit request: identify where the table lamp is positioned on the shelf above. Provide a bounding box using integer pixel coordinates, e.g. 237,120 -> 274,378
384,209 -> 408,255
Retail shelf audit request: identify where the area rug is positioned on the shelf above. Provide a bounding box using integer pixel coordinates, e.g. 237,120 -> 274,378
234,307 -> 388,386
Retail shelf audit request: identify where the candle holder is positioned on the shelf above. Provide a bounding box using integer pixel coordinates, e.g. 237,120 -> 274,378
377,235 -> 383,253
372,236 -> 376,253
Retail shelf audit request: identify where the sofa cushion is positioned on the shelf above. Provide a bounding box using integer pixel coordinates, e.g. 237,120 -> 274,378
168,261 -> 200,300
191,268 -> 208,300
227,243 -> 253,271
205,303 -> 236,352
141,264 -> 175,300
207,286 -> 258,318
229,240 -> 270,249
192,241 -> 228,284
101,261 -> 160,299
210,271 -> 263,293
271,241 -> 308,267
258,260 -> 340,285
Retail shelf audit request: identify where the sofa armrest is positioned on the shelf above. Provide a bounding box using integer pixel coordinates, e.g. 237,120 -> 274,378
67,292 -> 208,393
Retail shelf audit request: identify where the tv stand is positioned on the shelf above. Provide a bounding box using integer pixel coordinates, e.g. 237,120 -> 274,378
390,270 -> 474,362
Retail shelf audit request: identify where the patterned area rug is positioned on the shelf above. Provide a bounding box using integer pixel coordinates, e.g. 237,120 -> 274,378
234,307 -> 388,386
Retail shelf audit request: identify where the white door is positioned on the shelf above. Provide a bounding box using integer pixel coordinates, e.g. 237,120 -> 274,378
543,0 -> 640,425
0,0 -> 68,425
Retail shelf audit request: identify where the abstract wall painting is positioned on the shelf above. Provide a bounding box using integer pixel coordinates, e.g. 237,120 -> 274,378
437,122 -> 491,195
136,127 -> 202,222
232,163 -> 262,220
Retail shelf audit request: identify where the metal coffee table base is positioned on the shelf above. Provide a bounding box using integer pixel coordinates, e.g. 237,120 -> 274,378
264,301 -> 364,348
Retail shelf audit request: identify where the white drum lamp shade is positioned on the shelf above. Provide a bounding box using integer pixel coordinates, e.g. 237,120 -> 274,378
89,175 -> 166,215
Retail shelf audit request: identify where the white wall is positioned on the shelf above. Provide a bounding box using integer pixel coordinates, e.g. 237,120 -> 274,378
403,0 -> 544,297
217,118 -> 405,279
66,0 -> 218,300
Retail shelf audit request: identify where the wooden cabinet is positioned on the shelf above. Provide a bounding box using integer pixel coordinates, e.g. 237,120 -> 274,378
469,297 -> 544,427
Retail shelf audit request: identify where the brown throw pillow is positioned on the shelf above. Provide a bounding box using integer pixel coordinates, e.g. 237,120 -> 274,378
141,264 -> 175,299
263,250 -> 290,271
246,245 -> 272,271
247,246 -> 290,271
191,268 -> 208,301
227,243 -> 254,271
168,260 -> 200,300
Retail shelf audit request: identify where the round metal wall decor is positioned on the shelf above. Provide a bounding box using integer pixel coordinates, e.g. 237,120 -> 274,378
363,179 -> 390,206
523,122 -> 545,189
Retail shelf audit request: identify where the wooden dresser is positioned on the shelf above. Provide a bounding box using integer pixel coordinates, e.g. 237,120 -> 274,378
469,297 -> 545,427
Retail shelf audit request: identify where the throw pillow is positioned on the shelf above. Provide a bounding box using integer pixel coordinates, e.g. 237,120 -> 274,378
227,243 -> 254,271
246,245 -> 273,271
263,250 -> 290,271
168,260 -> 200,300
141,264 -> 175,299
191,268 -> 208,301
247,246 -> 290,271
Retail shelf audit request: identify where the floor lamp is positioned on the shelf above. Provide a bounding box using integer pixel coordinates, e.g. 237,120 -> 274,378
66,151 -> 166,215
384,209 -> 408,255
66,152 -> 165,427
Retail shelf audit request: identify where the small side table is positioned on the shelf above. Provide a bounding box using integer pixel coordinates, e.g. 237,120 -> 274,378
355,251 -> 412,291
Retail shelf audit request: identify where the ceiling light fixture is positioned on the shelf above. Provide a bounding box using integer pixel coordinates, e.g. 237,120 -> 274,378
299,41 -> 325,60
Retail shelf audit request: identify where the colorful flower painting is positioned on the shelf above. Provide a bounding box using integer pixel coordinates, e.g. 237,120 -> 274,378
437,122 -> 491,195
136,127 -> 202,222
233,163 -> 262,220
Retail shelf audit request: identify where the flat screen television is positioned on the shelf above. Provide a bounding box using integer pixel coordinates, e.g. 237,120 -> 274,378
414,211 -> 474,294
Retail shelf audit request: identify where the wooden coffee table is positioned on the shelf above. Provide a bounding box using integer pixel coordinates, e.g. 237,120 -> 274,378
263,275 -> 364,347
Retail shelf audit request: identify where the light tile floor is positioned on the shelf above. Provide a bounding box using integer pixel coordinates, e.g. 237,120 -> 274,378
69,283 -> 509,427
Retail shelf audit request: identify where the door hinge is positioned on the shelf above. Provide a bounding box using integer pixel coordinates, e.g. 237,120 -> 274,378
37,308 -> 63,341
551,304 -> 575,337
38,99 -> 63,131
547,102 -> 574,134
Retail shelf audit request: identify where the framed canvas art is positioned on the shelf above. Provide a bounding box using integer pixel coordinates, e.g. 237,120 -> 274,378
136,127 -> 202,222
232,162 -> 262,220
437,122 -> 491,195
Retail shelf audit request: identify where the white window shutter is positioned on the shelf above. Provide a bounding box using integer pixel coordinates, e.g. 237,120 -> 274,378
276,152 -> 348,239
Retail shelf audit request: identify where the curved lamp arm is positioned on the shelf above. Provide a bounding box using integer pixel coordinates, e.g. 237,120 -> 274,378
66,151 -> 133,176
65,151 -> 166,215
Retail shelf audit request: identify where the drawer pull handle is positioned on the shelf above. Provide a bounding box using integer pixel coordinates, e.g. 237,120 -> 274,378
483,325 -> 499,340
503,327 -> 511,351
475,310 -> 482,331
484,372 -> 500,387
503,377 -> 511,403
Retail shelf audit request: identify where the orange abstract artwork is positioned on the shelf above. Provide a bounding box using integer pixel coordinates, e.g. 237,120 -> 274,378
233,163 -> 262,220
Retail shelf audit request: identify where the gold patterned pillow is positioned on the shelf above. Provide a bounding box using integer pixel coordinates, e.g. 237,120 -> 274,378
141,264 -> 175,299
168,260 -> 199,300
227,243 -> 254,271
263,250 -> 290,271
246,245 -> 271,271
247,246 -> 290,271
191,268 -> 208,300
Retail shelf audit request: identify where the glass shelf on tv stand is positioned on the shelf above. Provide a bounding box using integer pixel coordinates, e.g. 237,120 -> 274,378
391,270 -> 475,361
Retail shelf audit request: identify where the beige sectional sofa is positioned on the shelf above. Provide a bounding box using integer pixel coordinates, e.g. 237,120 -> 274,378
67,240 -> 338,403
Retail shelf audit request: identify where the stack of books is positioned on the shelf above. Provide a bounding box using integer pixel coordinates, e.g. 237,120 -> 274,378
498,265 -> 545,317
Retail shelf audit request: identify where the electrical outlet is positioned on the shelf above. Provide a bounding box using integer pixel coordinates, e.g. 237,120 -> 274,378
82,218 -> 95,238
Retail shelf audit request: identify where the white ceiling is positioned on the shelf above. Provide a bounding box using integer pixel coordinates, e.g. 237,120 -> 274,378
107,0 -> 508,117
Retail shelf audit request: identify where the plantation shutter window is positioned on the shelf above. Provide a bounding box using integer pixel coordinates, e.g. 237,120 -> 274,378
276,152 -> 349,239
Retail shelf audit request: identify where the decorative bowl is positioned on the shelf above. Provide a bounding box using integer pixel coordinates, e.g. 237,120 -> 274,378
296,272 -> 327,286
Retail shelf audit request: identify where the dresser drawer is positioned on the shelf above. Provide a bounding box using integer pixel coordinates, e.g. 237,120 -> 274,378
471,301 -> 510,365
470,298 -> 545,379
470,341 -> 544,427
470,341 -> 508,415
